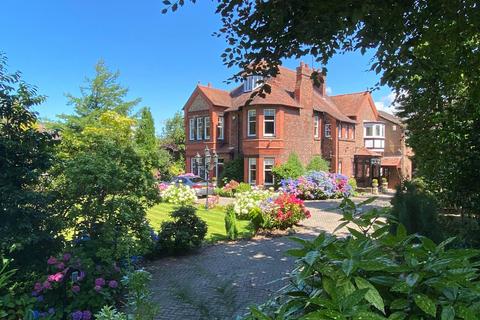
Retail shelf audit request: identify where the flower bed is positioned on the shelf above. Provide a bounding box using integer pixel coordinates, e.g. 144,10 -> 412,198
280,171 -> 352,200
160,183 -> 197,206
259,192 -> 311,230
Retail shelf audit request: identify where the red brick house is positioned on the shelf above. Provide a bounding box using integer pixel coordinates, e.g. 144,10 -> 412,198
183,62 -> 412,188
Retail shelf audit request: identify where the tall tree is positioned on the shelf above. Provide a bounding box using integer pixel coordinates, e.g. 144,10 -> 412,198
159,111 -> 185,163
0,54 -> 64,274
135,107 -> 159,169
164,0 -> 480,213
61,60 -> 141,130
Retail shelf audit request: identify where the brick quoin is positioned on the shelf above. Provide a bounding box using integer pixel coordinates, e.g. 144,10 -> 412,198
183,62 -> 413,188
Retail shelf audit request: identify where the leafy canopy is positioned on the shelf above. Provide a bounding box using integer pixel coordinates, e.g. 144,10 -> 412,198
0,54 -> 64,274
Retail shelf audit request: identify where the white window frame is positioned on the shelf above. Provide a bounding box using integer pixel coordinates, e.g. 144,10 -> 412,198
204,116 -> 210,140
263,109 -> 275,137
218,116 -> 224,140
243,75 -> 263,92
338,123 -> 342,138
325,123 -> 331,138
189,118 -> 195,141
248,158 -> 257,185
248,109 -> 256,137
314,115 -> 319,138
363,123 -> 385,138
196,117 -> 203,140
264,158 -> 275,186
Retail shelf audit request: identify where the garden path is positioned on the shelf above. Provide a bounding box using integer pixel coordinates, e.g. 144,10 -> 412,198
147,196 -> 391,320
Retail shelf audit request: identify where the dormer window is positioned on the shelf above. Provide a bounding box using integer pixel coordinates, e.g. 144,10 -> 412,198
243,76 -> 263,92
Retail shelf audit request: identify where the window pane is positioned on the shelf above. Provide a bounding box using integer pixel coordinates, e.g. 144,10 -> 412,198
365,139 -> 373,148
197,118 -> 203,140
248,110 -> 256,136
264,121 -> 274,135
204,117 -> 210,139
365,126 -> 373,136
264,109 -> 275,118
375,125 -> 381,136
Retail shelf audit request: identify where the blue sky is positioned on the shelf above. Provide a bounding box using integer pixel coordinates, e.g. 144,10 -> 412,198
0,0 -> 394,133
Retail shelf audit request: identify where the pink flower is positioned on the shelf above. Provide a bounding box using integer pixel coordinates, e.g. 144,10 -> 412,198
94,285 -> 102,292
72,285 -> 80,293
108,280 -> 118,288
48,272 -> 64,282
34,282 -> 42,291
47,256 -> 57,265
63,253 -> 71,261
95,278 -> 105,287
42,281 -> 52,290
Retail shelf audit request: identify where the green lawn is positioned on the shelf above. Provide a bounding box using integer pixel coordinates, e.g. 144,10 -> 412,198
147,203 -> 255,242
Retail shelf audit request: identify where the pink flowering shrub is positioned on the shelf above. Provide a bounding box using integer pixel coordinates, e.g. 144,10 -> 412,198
206,195 -> 220,209
31,252 -> 123,319
259,192 -> 311,230
215,179 -> 240,197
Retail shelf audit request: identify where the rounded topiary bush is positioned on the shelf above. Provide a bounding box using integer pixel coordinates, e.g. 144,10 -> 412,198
154,206 -> 207,256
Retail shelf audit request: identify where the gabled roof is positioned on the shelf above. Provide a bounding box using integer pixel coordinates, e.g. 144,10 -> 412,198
186,65 -> 371,124
378,110 -> 403,126
197,85 -> 232,108
331,92 -> 379,119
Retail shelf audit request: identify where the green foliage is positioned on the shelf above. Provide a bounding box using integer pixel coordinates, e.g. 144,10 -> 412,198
272,153 -> 304,182
224,205 -> 238,240
390,181 -> 442,243
0,54 -> 64,275
306,155 -> 330,172
52,63 -> 160,264
61,60 -> 140,130
348,177 -> 357,192
243,198 -> 480,319
219,157 -> 244,185
157,111 -> 185,179
135,107 -> 159,169
154,206 -> 207,255
121,270 -> 158,320
95,306 -> 128,320
235,182 -> 252,194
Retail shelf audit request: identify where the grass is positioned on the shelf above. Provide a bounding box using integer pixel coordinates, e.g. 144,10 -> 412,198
147,202 -> 255,242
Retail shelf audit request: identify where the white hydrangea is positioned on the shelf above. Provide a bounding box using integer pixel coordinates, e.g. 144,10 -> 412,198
161,184 -> 197,206
232,187 -> 273,219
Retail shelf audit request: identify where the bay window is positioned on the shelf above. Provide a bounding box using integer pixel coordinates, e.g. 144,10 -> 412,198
264,158 -> 275,185
204,116 -> 210,140
248,158 -> 257,184
196,117 -> 203,140
248,110 -> 256,137
263,109 -> 275,136
243,75 -> 263,92
364,122 -> 385,150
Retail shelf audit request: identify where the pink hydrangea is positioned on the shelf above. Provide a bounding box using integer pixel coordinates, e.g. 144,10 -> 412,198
72,285 -> 80,293
47,256 -> 57,265
47,272 -> 64,282
56,262 -> 65,270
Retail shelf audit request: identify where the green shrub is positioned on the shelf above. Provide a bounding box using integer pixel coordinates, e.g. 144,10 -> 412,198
154,206 -> 207,255
348,177 -> 357,192
219,157 -> 244,186
235,182 -> 252,194
390,181 -> 442,243
95,306 -> 128,320
272,153 -> 304,183
224,205 -> 238,240
242,198 -> 480,319
306,155 -> 330,172
122,270 -> 158,320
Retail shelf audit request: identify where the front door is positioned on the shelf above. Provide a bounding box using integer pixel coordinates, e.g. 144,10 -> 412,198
354,156 -> 381,187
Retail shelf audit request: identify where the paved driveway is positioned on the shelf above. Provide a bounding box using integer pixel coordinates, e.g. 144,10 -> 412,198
148,196 -> 391,320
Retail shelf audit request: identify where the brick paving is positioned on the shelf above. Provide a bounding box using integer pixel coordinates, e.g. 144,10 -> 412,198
147,196 -> 391,320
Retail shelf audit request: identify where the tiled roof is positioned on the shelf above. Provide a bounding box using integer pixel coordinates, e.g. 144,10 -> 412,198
381,156 -> 402,167
378,110 -> 403,126
313,93 -> 356,123
330,92 -> 369,117
197,85 -> 232,108
355,147 -> 382,157
194,65 -> 369,123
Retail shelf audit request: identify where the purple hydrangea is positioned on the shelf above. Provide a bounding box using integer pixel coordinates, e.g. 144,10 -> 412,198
108,280 -> 118,288
82,311 -> 92,320
72,311 -> 83,320
94,277 -> 105,287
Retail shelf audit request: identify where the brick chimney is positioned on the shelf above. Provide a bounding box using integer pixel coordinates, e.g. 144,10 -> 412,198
294,62 -> 313,108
